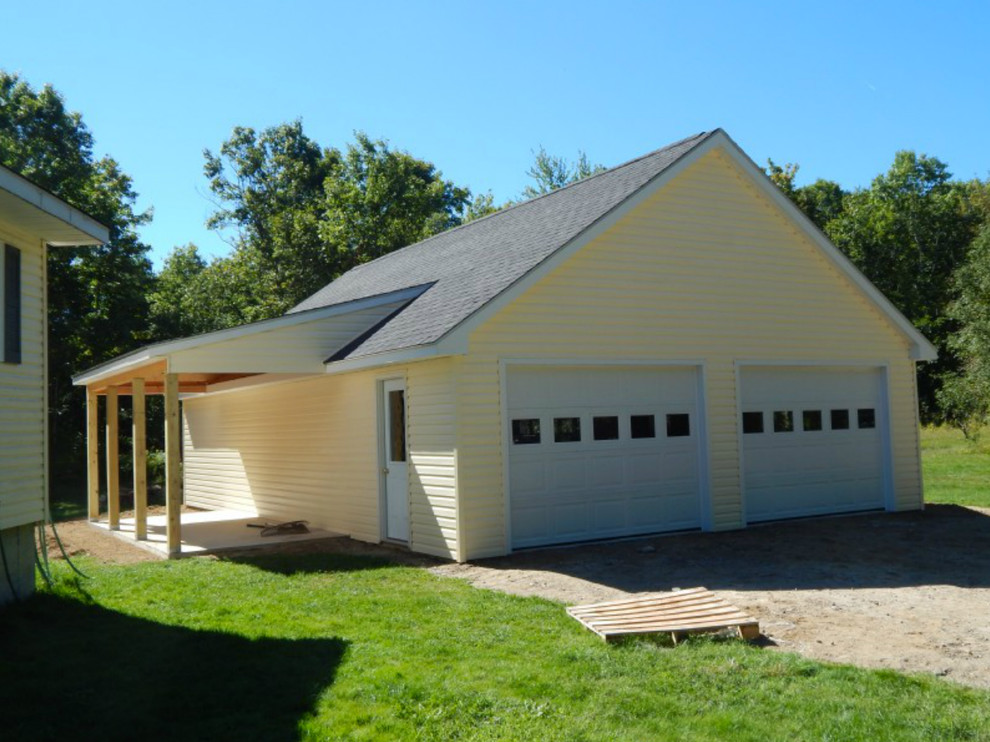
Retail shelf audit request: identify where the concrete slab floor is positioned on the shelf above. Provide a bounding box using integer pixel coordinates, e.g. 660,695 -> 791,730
91,509 -> 345,558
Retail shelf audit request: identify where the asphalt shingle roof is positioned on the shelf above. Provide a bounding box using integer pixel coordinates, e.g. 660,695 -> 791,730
291,131 -> 713,360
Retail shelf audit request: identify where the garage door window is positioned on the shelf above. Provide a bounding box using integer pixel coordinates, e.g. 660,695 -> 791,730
593,416 -> 619,440
830,409 -> 849,430
666,413 -> 690,437
742,411 -> 764,434
512,419 -> 541,445
802,410 -> 822,432
630,414 -> 655,439
858,408 -> 876,429
773,410 -> 794,432
554,417 -> 581,442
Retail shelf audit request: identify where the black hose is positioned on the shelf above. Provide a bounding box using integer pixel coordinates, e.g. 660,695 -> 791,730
47,519 -> 88,579
34,526 -> 53,589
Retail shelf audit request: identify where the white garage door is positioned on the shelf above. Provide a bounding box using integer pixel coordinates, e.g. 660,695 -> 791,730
740,366 -> 888,523
507,366 -> 703,549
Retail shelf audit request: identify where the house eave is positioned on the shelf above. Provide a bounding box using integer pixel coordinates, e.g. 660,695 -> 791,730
0,165 -> 109,245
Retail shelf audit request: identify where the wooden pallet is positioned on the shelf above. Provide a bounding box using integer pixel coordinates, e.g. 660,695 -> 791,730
566,587 -> 760,643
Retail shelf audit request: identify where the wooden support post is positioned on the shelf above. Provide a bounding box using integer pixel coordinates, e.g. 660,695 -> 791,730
86,387 -> 100,520
106,386 -> 120,530
164,373 -> 182,556
132,378 -> 147,540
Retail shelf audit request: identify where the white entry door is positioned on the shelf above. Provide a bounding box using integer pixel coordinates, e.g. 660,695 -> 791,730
382,379 -> 409,542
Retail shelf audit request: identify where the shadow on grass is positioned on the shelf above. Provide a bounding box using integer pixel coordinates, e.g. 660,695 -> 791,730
473,505 -> 990,592
226,543 -> 399,575
0,589 -> 345,742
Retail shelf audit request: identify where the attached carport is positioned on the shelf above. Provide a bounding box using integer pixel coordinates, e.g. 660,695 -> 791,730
72,287 -> 420,554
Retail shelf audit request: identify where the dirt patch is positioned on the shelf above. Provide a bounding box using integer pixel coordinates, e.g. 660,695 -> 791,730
432,505 -> 990,690
48,505 -> 990,690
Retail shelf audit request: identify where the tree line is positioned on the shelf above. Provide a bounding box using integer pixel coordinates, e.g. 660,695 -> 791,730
2,71 -> 990,489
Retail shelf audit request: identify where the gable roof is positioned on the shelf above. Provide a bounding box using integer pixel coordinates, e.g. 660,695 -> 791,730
74,128 -> 937,388
291,131 -> 717,359
296,129 -> 936,364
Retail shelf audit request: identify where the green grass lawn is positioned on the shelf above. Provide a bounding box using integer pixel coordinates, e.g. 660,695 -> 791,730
2,552 -> 988,742
921,426 -> 990,507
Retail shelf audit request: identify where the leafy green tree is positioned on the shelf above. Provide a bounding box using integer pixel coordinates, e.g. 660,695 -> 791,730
522,147 -> 605,199
320,132 -> 470,272
765,159 -> 846,230
0,71 -> 155,478
824,152 -> 982,419
464,190 -> 503,222
942,223 -> 990,435
203,126 -> 470,321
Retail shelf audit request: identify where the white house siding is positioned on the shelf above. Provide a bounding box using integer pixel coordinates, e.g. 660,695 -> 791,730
183,358 -> 460,559
0,223 -> 45,531
455,147 -> 922,559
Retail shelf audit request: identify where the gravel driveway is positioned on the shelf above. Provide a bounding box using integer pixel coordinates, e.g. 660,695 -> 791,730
433,505 -> 990,689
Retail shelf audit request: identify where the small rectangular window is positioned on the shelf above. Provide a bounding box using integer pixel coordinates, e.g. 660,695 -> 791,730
858,408 -> 876,429
512,418 -> 541,445
830,409 -> 849,430
742,411 -> 764,434
666,413 -> 690,437
593,416 -> 619,441
630,414 -> 656,439
554,417 -> 581,442
773,410 -> 794,433
802,410 -> 822,432
4,245 -> 21,365
388,390 -> 406,462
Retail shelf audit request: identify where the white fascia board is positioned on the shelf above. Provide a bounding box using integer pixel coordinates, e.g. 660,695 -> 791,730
0,165 -> 109,245
73,284 -> 428,385
436,132 -> 723,349
710,131 -> 939,362
72,348 -> 163,386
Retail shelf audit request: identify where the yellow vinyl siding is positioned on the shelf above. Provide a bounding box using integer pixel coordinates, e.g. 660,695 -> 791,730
169,300 -> 407,374
406,358 -> 459,559
184,370 -> 382,542
0,226 -> 45,530
183,358 -> 460,559
456,148 -> 921,558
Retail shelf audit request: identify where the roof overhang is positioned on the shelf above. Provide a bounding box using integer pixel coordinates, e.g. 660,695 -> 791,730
0,165 -> 109,246
73,284 -> 429,389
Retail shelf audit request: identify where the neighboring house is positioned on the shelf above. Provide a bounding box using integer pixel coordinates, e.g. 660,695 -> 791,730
0,166 -> 108,603
74,130 -> 935,561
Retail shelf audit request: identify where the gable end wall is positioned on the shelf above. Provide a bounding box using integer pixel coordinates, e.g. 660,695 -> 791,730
455,148 -> 923,559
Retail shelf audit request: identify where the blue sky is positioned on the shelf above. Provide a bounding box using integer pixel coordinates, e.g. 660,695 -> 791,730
6,1 -> 989,267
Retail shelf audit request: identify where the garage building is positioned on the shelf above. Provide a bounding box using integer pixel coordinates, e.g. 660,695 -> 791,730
75,129 -> 935,560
